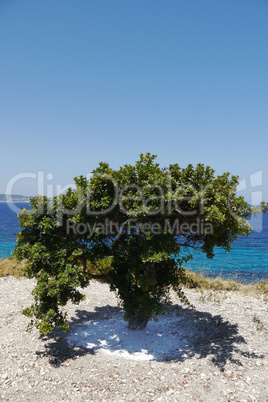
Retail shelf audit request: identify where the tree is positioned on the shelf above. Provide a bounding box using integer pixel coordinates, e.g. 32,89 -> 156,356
14,153 -> 267,334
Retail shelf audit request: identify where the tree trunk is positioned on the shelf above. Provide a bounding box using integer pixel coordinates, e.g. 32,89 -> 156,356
127,312 -> 150,330
127,262 -> 157,330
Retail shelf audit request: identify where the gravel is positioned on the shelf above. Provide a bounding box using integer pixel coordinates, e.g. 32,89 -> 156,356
0,276 -> 268,401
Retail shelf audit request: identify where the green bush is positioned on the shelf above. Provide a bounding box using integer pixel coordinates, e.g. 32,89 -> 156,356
14,153 -> 268,333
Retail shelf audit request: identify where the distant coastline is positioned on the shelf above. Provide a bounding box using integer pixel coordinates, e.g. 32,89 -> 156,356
0,194 -> 31,203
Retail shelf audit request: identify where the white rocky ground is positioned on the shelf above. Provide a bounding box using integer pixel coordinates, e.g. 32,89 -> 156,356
0,276 -> 267,401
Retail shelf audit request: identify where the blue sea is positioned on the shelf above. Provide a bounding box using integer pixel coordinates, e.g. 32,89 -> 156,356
0,203 -> 267,283
0,203 -> 32,259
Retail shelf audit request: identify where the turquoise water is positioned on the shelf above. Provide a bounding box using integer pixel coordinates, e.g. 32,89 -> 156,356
0,241 -> 18,259
0,202 -> 267,283
184,246 -> 268,283
0,203 -> 31,259
182,213 -> 268,282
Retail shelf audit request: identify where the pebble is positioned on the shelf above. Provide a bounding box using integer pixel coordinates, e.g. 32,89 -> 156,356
0,277 -> 267,401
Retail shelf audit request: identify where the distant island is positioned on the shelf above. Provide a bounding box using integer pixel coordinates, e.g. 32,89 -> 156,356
0,194 -> 32,203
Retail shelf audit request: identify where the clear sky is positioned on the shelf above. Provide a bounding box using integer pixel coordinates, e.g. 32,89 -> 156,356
1,0 -> 268,202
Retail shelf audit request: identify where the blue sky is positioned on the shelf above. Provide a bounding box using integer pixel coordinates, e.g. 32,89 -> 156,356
1,0 -> 268,202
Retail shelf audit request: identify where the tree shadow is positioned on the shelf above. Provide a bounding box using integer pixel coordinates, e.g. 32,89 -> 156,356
36,331 -> 95,367
38,304 -> 264,371
36,305 -> 123,367
166,304 -> 264,370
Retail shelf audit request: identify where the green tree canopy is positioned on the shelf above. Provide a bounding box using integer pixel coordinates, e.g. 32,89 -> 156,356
14,153 -> 267,333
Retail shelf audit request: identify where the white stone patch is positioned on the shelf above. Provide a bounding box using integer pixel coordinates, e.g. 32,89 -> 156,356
67,314 -> 187,361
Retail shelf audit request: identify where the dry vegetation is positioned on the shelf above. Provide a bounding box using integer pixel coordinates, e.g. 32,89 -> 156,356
0,257 -> 267,301
0,257 -> 25,278
183,269 -> 268,301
